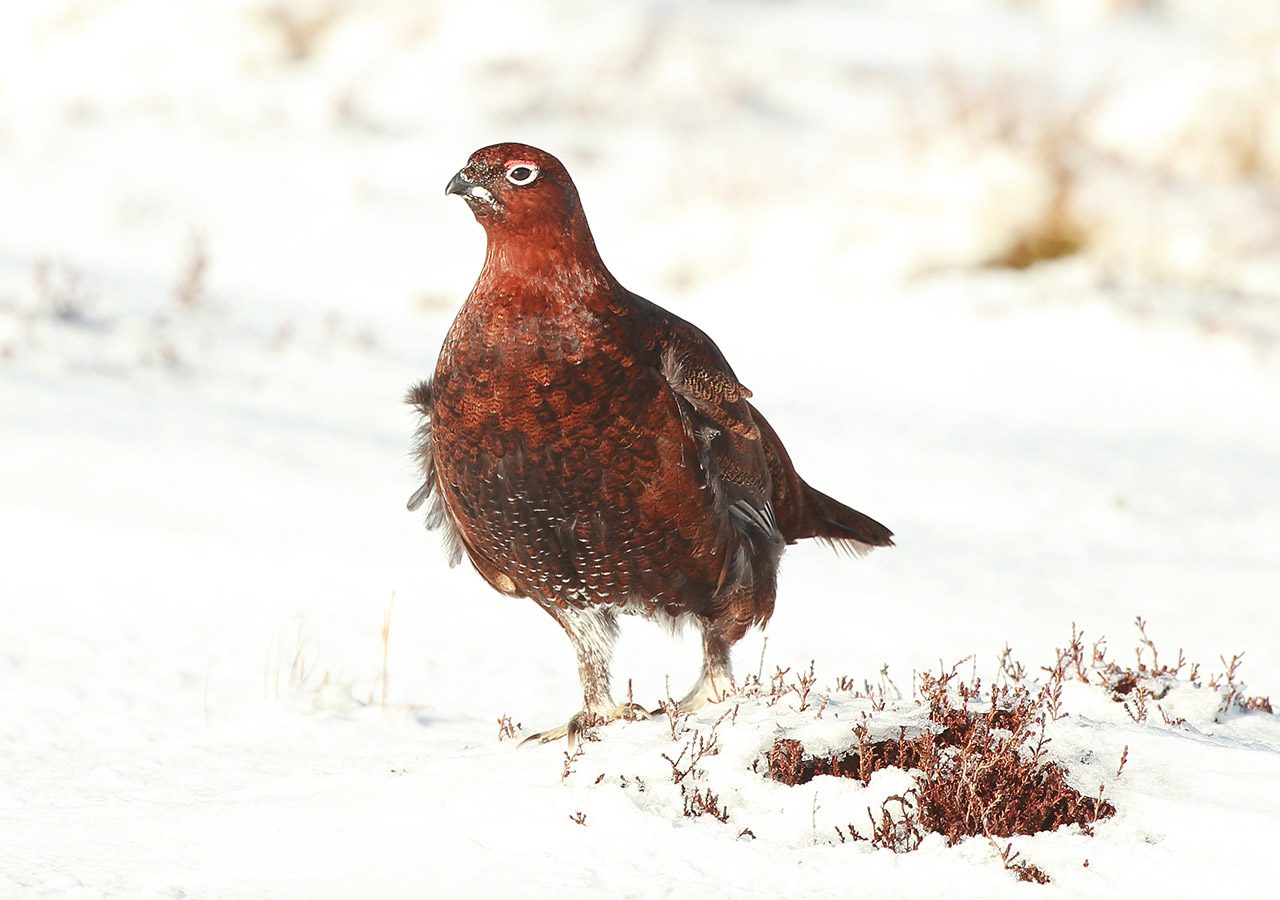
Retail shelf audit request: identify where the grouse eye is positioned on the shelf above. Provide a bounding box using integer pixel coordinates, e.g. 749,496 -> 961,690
505,164 -> 538,186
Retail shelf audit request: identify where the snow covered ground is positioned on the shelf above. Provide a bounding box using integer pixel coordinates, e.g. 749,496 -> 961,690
2,1 -> 1279,897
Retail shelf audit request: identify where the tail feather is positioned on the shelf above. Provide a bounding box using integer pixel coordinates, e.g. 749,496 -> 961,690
799,481 -> 894,554
748,401 -> 893,554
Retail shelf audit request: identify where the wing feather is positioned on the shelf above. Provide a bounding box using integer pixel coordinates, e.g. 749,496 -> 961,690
655,315 -> 783,610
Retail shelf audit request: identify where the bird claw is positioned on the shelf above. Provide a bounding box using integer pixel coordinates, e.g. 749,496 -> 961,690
518,722 -> 572,747
519,703 -> 653,747
650,676 -> 735,717
617,702 -> 653,722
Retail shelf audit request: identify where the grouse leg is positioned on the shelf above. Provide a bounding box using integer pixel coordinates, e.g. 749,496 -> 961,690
522,605 -> 647,746
672,619 -> 738,713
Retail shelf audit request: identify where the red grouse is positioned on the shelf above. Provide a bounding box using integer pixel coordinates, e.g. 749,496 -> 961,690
408,143 -> 892,743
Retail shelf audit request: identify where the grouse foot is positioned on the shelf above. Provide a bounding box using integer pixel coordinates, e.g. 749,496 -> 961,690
520,703 -> 652,747
655,671 -> 736,717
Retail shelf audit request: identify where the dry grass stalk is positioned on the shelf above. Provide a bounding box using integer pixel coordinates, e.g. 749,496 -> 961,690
497,714 -> 520,741
561,741 -> 586,783
173,233 -> 207,310
988,836 -> 1049,884
657,694 -> 691,740
681,784 -> 730,823
1075,619 -> 1271,720
380,594 -> 393,710
661,729 -> 720,786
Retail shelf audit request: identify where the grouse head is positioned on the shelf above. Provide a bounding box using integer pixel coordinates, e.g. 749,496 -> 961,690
446,143 -> 586,230
446,142 -> 607,280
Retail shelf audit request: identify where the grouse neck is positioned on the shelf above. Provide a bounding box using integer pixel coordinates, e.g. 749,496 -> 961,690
478,216 -> 618,307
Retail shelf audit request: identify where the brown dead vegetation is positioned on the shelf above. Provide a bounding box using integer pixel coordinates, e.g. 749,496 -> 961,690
1060,617 -> 1272,723
768,660 -> 1114,858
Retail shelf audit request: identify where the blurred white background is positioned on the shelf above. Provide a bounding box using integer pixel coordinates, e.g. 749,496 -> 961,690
3,0 -> 1279,327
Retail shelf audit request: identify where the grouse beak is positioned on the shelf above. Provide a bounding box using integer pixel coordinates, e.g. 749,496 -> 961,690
446,167 -> 498,215
445,170 -> 472,198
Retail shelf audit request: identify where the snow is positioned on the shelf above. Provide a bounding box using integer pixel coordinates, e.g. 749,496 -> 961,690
2,1 -> 1279,897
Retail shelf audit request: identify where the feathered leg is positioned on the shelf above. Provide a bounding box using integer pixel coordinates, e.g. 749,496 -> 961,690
673,618 -> 742,713
523,605 -> 647,745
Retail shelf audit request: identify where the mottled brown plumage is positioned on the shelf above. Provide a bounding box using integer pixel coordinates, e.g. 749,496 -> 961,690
408,143 -> 892,743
